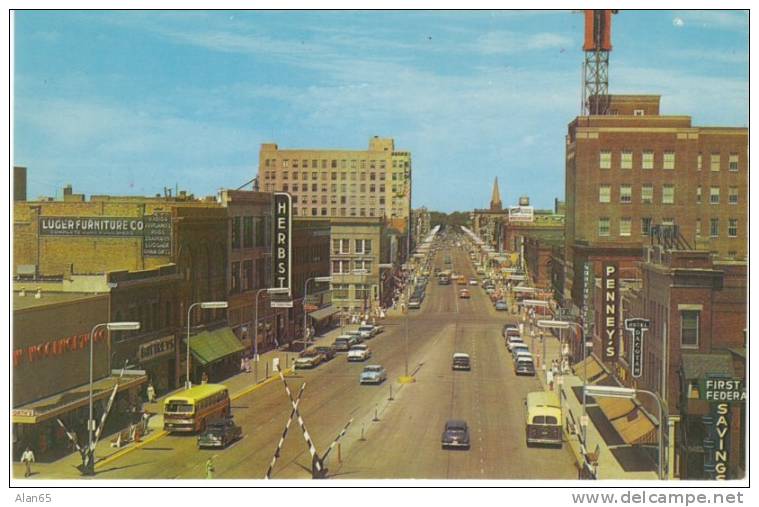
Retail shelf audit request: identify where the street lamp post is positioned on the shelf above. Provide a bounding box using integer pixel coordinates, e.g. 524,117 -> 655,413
303,276 -> 332,343
186,301 -> 228,389
85,321 -> 141,476
584,385 -> 665,480
254,287 -> 291,382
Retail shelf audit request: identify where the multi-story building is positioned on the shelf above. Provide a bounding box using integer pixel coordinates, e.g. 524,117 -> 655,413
258,136 -> 412,224
412,207 -> 431,249
564,95 -> 748,308
291,218 -> 333,339
328,217 -> 386,315
471,177 -> 508,250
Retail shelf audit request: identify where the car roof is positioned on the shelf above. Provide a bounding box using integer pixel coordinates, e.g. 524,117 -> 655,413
364,365 -> 383,370
453,353 -> 470,358
446,419 -> 467,428
508,335 -> 524,341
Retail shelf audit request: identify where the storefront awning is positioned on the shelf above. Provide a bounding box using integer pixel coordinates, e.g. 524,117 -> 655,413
597,396 -> 636,421
612,407 -> 657,445
189,327 -> 245,366
573,355 -> 604,382
12,371 -> 147,425
309,305 -> 341,321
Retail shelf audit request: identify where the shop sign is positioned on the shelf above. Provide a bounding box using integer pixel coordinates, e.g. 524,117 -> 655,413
582,262 -> 595,338
38,213 -> 172,257
13,327 -> 106,367
273,193 -> 292,291
703,402 -> 731,479
624,318 -> 650,379
508,206 -> 534,222
699,377 -> 746,403
137,335 -> 175,363
12,408 -> 36,417
602,263 -> 619,361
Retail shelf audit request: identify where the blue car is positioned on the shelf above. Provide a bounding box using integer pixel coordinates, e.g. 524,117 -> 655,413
360,365 -> 387,384
495,300 -> 508,311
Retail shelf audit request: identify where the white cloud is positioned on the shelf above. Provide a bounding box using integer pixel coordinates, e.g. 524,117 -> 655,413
673,10 -> 748,31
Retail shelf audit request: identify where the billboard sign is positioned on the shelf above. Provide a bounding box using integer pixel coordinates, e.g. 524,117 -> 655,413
273,193 -> 292,291
508,206 -> 534,223
602,263 -> 619,361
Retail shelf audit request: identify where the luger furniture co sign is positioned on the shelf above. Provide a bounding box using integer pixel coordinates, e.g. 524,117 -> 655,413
602,262 -> 619,361
38,213 -> 172,257
273,193 -> 292,291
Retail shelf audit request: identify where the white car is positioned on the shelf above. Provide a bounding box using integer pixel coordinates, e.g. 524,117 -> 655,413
511,344 -> 530,359
347,344 -> 372,362
514,350 -> 533,363
357,325 -> 378,339
506,335 -> 525,351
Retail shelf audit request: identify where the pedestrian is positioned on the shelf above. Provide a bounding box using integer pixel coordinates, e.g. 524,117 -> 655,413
21,447 -> 35,478
201,372 -> 209,384
146,383 -> 156,404
205,457 -> 215,479
241,356 -> 246,373
547,369 -> 555,391
244,356 -> 251,373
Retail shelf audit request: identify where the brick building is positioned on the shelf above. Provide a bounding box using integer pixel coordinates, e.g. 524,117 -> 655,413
564,95 -> 748,309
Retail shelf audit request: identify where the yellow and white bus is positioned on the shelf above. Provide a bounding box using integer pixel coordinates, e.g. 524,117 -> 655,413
525,391 -> 562,447
163,384 -> 230,433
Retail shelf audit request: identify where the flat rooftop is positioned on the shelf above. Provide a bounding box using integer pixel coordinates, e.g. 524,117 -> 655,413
13,291 -> 106,310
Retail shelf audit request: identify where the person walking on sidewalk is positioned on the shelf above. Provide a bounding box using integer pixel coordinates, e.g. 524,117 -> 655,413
205,457 -> 215,479
546,368 -> 555,391
21,447 -> 35,478
146,383 -> 156,403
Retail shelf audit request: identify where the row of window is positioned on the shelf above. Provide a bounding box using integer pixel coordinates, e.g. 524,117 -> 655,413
332,239 -> 372,255
597,217 -> 739,238
332,259 -> 373,274
230,258 -> 267,294
263,170 -> 395,182
264,158 -> 410,170
292,194 -> 388,207
293,207 -> 387,218
231,215 -> 268,250
598,150 -> 740,172
282,183 -> 390,194
332,283 -> 371,300
598,185 -> 740,205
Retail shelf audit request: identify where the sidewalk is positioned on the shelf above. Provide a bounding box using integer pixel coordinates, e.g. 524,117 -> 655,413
532,323 -> 657,480
13,324 -> 353,480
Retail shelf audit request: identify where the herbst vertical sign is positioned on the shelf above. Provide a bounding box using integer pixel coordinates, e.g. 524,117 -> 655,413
602,262 -> 619,361
273,193 -> 292,292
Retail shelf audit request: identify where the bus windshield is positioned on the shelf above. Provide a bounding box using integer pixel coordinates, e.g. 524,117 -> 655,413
166,402 -> 193,414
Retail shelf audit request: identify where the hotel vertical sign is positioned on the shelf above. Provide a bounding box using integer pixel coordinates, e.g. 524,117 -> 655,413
273,193 -> 292,292
624,318 -> 650,379
602,262 -> 619,361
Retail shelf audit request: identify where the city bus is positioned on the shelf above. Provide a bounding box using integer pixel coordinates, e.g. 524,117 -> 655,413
163,384 -> 230,433
525,391 -> 562,447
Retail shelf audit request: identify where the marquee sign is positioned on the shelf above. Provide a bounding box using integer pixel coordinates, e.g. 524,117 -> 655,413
38,213 -> 172,257
624,318 -> 650,379
602,263 -> 619,361
273,193 -> 292,292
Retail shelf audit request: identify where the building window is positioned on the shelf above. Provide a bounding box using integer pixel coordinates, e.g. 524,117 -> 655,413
621,150 -> 632,169
663,151 -> 675,170
697,153 -> 702,171
710,153 -> 720,172
598,217 -> 610,237
633,109 -> 644,116
729,186 -> 738,204
696,186 -> 702,204
282,183 -> 289,192
641,217 -> 652,236
282,159 -> 289,168
620,185 -> 632,203
243,260 -> 254,291
332,260 -> 350,274
728,219 -> 738,238
292,160 -> 299,168
729,153 -> 739,171
681,311 -> 699,347
232,216 -> 241,249
355,239 -> 372,254
355,284 -> 370,302
662,185 -> 674,204
710,218 -> 719,237
333,239 -> 350,254
331,160 -> 337,168
231,261 -> 240,293
709,187 -> 720,204
619,217 -> 632,237
642,151 -> 654,170
599,151 -> 611,169
243,217 -> 253,248
331,172 -> 337,181
641,184 -> 653,204
695,219 -> 701,237
333,283 -> 349,299
354,259 -> 372,272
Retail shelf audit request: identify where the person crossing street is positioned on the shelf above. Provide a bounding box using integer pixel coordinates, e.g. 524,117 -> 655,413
21,447 -> 35,478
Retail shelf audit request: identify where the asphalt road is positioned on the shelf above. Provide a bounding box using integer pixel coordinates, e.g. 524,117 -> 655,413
93,241 -> 577,480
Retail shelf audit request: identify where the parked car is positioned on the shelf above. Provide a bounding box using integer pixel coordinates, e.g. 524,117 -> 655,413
515,356 -> 536,376
495,300 -> 508,311
452,353 -> 471,371
459,288 -> 470,299
372,325 -> 385,335
357,325 -> 378,339
197,417 -> 242,448
441,420 -> 470,449
511,343 -> 530,359
347,344 -> 371,361
506,335 -> 525,351
469,279 -> 479,286
294,348 -> 325,369
333,335 -> 358,351
514,351 -> 534,365
360,364 -> 387,384
314,345 -> 336,361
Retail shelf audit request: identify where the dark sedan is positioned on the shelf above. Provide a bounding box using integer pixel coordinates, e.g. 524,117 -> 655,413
314,345 -> 336,361
197,417 -> 242,448
441,419 -> 470,449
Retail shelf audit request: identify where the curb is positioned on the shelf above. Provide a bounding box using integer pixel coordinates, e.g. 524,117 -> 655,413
94,367 -> 295,470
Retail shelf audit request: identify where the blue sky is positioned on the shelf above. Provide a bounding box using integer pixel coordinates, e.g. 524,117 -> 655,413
13,10 -> 748,212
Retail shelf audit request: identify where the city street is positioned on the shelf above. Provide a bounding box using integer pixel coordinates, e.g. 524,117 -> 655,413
72,242 -> 575,480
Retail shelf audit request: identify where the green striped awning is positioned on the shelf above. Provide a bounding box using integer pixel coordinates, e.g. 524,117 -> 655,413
188,327 -> 245,366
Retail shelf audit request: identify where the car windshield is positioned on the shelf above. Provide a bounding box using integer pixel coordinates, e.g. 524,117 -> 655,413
358,326 -> 373,331
364,366 -> 381,372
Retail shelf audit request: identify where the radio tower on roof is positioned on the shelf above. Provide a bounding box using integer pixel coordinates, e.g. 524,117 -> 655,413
581,10 -> 617,115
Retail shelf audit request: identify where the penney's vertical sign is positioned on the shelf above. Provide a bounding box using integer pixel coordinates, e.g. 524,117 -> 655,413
272,193 -> 292,291
602,262 -> 619,361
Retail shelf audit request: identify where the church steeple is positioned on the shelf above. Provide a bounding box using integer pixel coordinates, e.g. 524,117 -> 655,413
490,177 -> 502,211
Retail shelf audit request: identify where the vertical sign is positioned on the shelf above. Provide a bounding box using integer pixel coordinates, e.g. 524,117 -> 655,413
703,402 -> 731,480
582,262 -> 595,339
273,193 -> 292,291
602,263 -> 619,361
624,318 -> 650,379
